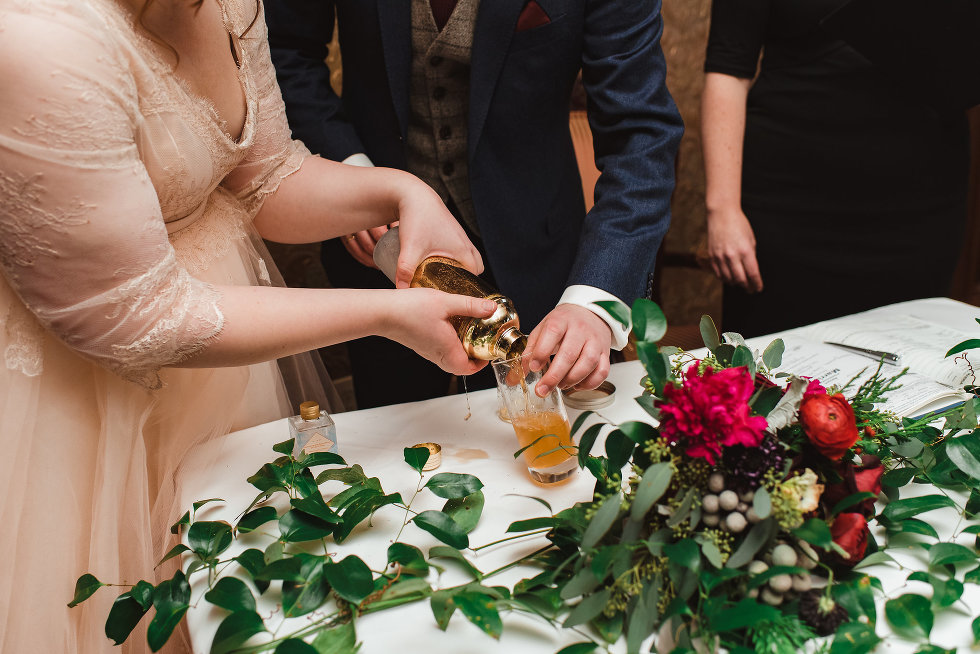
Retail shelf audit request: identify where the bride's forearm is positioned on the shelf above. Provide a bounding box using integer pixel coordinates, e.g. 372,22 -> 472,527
252,156 -> 417,244
178,285 -> 396,368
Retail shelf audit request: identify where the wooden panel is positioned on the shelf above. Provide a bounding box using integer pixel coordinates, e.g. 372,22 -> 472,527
951,107 -> 980,305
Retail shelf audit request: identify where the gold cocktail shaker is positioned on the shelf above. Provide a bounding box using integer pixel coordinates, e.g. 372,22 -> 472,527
373,227 -> 526,361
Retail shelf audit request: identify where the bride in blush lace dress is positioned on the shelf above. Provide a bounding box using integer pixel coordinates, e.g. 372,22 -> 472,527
0,0 -> 495,651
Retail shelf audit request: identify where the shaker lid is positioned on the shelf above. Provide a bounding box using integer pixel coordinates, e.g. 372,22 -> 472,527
563,381 -> 616,410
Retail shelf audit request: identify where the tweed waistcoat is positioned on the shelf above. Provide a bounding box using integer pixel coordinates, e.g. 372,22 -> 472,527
405,0 -> 480,234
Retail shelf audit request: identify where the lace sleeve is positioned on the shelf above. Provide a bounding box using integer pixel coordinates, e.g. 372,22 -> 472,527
0,7 -> 224,389
221,0 -> 312,216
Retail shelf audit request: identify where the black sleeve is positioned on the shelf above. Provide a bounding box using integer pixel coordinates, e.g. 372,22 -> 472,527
264,0 -> 365,161
704,0 -> 770,79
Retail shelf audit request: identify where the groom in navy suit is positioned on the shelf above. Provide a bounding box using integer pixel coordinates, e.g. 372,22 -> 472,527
266,0 -> 683,408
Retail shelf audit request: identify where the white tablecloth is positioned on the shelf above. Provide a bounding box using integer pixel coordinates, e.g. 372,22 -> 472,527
178,297 -> 980,653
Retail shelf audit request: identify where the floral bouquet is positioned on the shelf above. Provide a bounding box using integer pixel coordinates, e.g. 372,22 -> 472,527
69,300 -> 980,654
521,299 -> 980,653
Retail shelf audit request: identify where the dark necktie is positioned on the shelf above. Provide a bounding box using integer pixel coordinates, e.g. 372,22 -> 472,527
430,0 -> 458,30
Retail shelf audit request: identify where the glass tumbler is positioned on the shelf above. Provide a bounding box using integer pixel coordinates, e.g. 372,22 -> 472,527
492,355 -> 578,485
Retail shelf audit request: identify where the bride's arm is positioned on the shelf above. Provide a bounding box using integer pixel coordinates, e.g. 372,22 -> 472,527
0,9 -> 492,389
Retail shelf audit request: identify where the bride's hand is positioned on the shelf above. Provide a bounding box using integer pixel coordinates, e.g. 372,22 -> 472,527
383,288 -> 496,375
390,183 -> 483,289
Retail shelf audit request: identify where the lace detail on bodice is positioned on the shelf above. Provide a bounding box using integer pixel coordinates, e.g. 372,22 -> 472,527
0,0 -> 307,387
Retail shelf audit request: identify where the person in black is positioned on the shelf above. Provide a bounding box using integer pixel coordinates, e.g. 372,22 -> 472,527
701,0 -> 970,337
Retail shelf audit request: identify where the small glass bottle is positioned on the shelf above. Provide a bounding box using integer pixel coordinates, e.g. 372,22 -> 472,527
373,227 -> 527,361
289,401 -> 338,457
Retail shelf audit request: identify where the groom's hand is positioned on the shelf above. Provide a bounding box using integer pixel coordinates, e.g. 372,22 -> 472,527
524,304 -> 612,397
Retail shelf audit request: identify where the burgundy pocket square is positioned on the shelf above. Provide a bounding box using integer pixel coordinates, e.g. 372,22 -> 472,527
516,0 -> 550,32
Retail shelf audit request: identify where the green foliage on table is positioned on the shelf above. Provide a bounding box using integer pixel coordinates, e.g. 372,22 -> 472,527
71,300 -> 980,653
69,439 -> 496,652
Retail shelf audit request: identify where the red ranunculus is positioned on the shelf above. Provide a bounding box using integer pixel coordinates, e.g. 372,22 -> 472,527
821,455 -> 883,518
828,512 -> 869,567
799,393 -> 859,460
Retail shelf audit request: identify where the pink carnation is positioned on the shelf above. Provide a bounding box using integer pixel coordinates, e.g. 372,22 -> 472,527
659,365 -> 767,465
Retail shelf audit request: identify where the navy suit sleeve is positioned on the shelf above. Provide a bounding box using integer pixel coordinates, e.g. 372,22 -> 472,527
571,0 -> 684,303
264,0 -> 365,161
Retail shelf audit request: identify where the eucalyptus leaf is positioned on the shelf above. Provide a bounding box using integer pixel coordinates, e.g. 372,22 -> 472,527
562,589 -> 610,627
727,518 -> 775,568
413,510 -> 469,549
204,577 -> 255,614
581,494 -> 623,550
560,567 -> 600,600
637,341 -> 668,395
68,573 -> 105,607
209,610 -> 266,654
762,339 -> 785,369
752,487 -> 771,520
404,446 -> 430,473
425,472 -> 484,499
732,345 -> 755,374
884,594 -> 933,640
700,314 -> 720,350
882,467 -> 918,488
630,462 -> 672,521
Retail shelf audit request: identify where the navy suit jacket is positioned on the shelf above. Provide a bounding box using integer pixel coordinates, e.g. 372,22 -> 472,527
265,0 -> 683,329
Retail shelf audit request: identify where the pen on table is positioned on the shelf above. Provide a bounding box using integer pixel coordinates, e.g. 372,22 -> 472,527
823,342 -> 903,366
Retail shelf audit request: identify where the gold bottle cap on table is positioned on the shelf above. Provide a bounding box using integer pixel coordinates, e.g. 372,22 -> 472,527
412,442 -> 442,471
299,401 -> 320,421
563,381 -> 617,410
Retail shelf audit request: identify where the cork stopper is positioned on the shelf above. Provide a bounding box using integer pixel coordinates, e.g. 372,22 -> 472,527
299,401 -> 320,421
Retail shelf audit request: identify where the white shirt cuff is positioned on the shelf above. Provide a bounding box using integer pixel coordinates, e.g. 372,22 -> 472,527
342,153 -> 375,167
557,285 -> 631,351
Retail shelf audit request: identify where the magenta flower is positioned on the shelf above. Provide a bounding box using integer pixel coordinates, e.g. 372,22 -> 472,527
659,365 -> 767,464
803,377 -> 827,398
